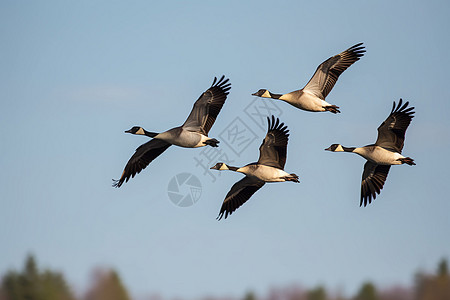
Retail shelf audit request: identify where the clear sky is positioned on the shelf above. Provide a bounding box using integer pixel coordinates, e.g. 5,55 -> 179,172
1,0 -> 449,299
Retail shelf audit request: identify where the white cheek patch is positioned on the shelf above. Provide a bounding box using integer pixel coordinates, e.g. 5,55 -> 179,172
220,164 -> 229,170
136,128 -> 145,135
336,144 -> 344,152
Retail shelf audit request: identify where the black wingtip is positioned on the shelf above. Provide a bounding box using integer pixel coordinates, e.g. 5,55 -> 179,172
112,179 -> 122,188
347,42 -> 366,58
210,75 -> 231,94
392,98 -> 415,117
267,115 -> 289,137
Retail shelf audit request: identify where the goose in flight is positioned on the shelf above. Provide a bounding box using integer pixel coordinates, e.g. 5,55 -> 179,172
252,43 -> 365,113
113,76 -> 231,187
211,116 -> 299,220
325,99 -> 415,206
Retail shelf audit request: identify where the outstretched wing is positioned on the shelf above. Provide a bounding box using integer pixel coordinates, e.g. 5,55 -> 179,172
303,43 -> 365,99
257,115 -> 290,170
375,99 -> 415,153
182,76 -> 231,135
113,139 -> 171,187
217,176 -> 265,220
360,162 -> 391,207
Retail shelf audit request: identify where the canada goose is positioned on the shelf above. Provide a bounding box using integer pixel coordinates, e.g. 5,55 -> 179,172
210,116 -> 299,220
252,43 -> 365,113
325,99 -> 415,206
113,76 -> 231,187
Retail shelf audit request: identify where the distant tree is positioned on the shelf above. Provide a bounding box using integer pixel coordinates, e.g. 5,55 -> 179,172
437,259 -> 448,278
307,286 -> 327,300
84,268 -> 131,300
379,286 -> 412,300
354,282 -> 378,300
1,271 -> 24,300
40,270 -> 75,300
415,259 -> 450,300
0,254 -> 75,300
243,291 -> 257,300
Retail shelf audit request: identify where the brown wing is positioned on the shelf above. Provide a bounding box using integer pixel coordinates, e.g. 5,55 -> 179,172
182,76 -> 231,135
360,162 -> 391,207
303,43 -> 365,99
113,139 -> 171,187
257,115 -> 289,170
217,176 -> 265,220
375,99 -> 415,153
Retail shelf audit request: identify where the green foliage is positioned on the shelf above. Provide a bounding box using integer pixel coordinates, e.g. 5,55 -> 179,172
0,255 -> 75,300
354,282 -> 377,300
307,286 -> 327,300
242,291 -> 257,300
437,259 -> 448,278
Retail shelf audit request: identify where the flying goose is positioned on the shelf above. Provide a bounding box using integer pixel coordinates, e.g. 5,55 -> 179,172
252,43 -> 365,113
210,116 -> 299,220
325,99 -> 415,206
113,76 -> 231,187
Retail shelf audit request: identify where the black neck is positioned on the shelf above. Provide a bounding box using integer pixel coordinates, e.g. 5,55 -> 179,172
144,130 -> 158,138
269,92 -> 283,99
227,165 -> 239,171
343,146 -> 356,152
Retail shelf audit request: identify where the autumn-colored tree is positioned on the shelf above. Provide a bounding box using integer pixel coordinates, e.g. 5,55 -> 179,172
415,258 -> 450,300
379,286 -> 412,300
84,268 -> 131,300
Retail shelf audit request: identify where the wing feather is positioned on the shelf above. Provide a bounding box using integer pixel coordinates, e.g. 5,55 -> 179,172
303,43 -> 365,99
217,177 -> 265,220
182,76 -> 231,134
257,115 -> 290,169
375,99 -> 415,152
113,139 -> 171,187
360,162 -> 391,206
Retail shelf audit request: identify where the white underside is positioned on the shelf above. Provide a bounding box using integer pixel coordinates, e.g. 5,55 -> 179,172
237,165 -> 291,182
155,130 -> 209,148
354,146 -> 405,165
280,91 -> 331,112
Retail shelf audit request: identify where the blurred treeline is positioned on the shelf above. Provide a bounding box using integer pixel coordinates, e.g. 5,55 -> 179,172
1,255 -> 449,300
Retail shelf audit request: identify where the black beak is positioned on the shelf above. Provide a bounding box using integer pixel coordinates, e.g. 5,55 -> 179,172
251,92 -> 258,96
125,129 -> 132,133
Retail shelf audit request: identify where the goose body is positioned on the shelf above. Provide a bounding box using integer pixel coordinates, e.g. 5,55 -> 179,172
279,90 -> 334,112
352,146 -> 406,165
211,116 -> 299,220
113,76 -> 231,187
325,99 -> 415,206
153,128 -> 210,148
236,164 -> 292,182
252,43 -> 365,113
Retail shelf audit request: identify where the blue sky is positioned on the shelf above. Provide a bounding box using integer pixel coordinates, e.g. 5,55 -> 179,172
1,0 -> 449,299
